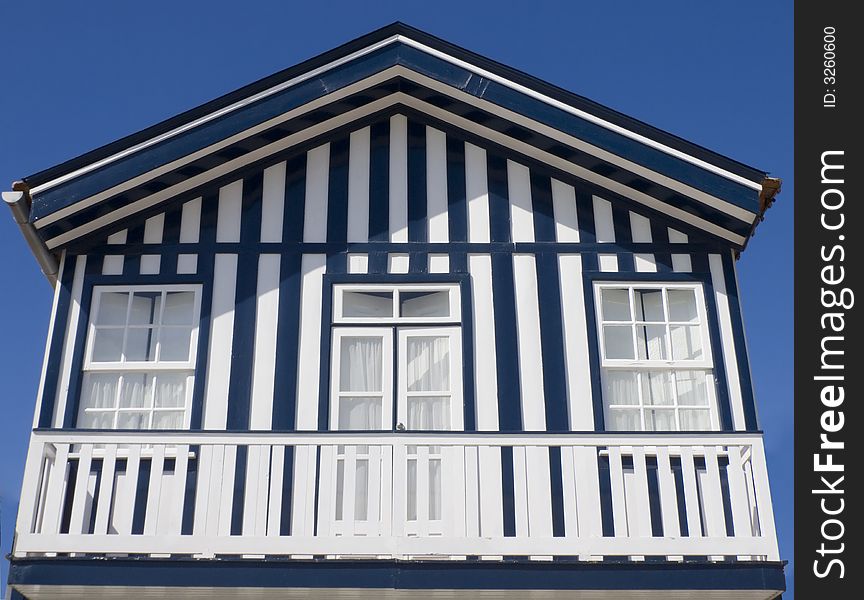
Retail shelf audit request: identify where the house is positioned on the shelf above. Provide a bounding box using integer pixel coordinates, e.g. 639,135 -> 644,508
3,23 -> 785,599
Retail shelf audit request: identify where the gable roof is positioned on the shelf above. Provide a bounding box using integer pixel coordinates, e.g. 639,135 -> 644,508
6,22 -> 779,279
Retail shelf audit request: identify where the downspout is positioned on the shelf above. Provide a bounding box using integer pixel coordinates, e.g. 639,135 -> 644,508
3,181 -> 59,284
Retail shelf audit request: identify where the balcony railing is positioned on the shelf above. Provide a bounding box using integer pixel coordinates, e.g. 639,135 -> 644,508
13,430 -> 779,561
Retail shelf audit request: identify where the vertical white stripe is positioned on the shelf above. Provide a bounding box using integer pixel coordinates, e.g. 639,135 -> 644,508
202,254 -> 238,429
347,253 -> 369,274
180,197 -> 202,243
249,254 -> 281,430
103,230 -> 126,275
426,126 -> 449,243
629,212 -> 652,242
551,179 -> 579,242
507,160 -> 534,242
387,253 -> 410,274
143,213 -> 164,243
593,196 -> 615,243
465,143 -> 490,243
558,254 -> 594,430
177,254 -> 198,274
634,254 -> 658,272
468,254 -> 499,430
709,254 -> 746,430
428,254 -> 450,273
216,180 -> 243,243
261,162 -> 286,243
347,127 -> 371,243
53,255 -> 87,427
303,144 -> 330,243
389,114 -> 408,243
512,254 -> 546,430
598,253 -> 619,272
295,254 -> 327,429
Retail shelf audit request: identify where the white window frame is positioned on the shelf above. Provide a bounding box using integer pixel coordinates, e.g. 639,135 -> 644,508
78,284 -> 202,429
333,283 -> 461,324
593,281 -> 720,431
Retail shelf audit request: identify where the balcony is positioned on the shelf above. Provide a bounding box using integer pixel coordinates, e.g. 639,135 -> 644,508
13,430 -> 778,562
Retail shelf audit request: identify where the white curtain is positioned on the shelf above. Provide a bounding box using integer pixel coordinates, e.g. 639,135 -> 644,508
604,370 -> 639,406
340,337 -> 382,393
406,336 -> 449,392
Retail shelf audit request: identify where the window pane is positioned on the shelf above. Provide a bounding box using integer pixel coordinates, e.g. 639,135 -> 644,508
119,373 -> 154,408
670,325 -> 703,360
342,291 -> 393,318
600,288 -> 631,321
633,289 -> 664,322
679,409 -> 711,430
116,412 -> 149,429
645,409 -> 676,431
92,329 -> 124,362
400,290 -> 450,318
607,408 -> 641,431
159,327 -> 192,361
79,411 -> 115,429
125,328 -> 157,361
667,289 -> 699,322
154,373 -> 188,408
340,336 -> 382,392
406,336 -> 450,392
338,397 -> 383,430
604,370 -> 639,405
163,292 -> 196,325
406,396 -> 450,430
96,292 -> 129,325
152,411 -> 184,429
80,373 -> 120,409
603,325 -> 634,359
636,324 -> 667,360
129,292 -> 161,325
642,371 -> 673,405
675,370 -> 710,406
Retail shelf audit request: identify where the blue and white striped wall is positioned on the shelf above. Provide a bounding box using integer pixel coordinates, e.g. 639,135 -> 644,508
35,111 -> 759,436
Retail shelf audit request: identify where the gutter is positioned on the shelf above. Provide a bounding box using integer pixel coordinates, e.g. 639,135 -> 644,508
3,181 -> 59,285
737,176 -> 782,257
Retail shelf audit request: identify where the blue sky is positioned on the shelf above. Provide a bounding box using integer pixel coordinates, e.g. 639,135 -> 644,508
0,0 -> 794,595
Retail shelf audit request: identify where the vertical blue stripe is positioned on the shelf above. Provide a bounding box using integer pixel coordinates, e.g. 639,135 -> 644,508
548,447 -> 566,537
721,252 -> 759,430
490,252 -> 522,431
459,279 -> 476,431
161,205 -> 183,275
271,155 -> 306,430
124,220 -> 145,274
39,255 -> 74,428
582,272 -> 606,431
59,459 -> 78,534
649,218 -> 673,272
368,119 -> 390,243
530,172 -> 556,243
611,204 -> 635,272
575,192 -> 598,271
446,136 -> 468,245
326,137 -> 350,274
597,453 -> 614,536
181,447 -> 199,535
646,456 -> 663,537
670,456 -> 688,536
486,154 -> 511,243
317,279 -> 335,431
230,446 -> 248,535
500,447 -> 516,537
534,253 -> 569,430
280,446 -> 294,535
718,456 -> 735,536
407,120 -> 427,273
131,458 -> 151,535
64,257 -> 100,428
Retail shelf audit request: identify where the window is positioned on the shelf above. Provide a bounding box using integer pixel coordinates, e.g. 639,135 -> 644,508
594,282 -> 718,431
77,285 -> 201,429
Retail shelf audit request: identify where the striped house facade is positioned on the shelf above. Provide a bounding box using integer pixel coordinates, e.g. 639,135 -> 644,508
5,23 -> 784,600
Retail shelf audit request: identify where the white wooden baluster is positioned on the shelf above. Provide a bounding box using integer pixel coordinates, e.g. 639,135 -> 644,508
478,446 -> 503,541
725,445 -> 754,539
463,446 -> 480,538
203,445 -> 225,539
117,444 -> 141,536
749,438 -> 780,560
69,444 -> 93,534
343,445 -> 358,535
217,444 -> 237,537
242,445 -> 262,536
266,445 -> 285,537
416,445 -> 431,537
93,444 -> 117,535
41,443 -> 69,536
511,446 -> 529,538
607,447 -> 628,538
655,446 -> 680,538
573,446 -> 603,551
368,445 -> 384,536
630,447 -> 652,538
679,447 -> 703,538
253,445 -> 271,536
526,446 -> 553,539
447,445 -> 467,538
379,445 -> 394,540
560,446 -> 579,538
193,445 -> 214,536
144,444 -> 166,537
168,444 -> 190,535
701,446 -> 727,542
391,440 -> 407,545
15,438 -> 48,544
315,445 -> 335,537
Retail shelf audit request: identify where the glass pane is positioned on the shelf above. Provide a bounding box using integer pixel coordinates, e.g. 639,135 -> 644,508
342,291 -> 393,318
400,290 -> 450,318
340,336 -> 382,392
634,289 -> 664,322
429,459 -> 442,520
670,325 -> 703,360
162,292 -> 196,325
116,412 -> 149,429
355,459 -> 369,521
406,396 -> 450,430
125,328 -> 157,361
636,324 -> 667,360
675,370 -> 710,406
159,327 -> 192,361
129,292 -> 161,325
600,288 -> 631,321
119,373 -> 154,408
680,409 -> 711,430
338,397 -> 383,430
603,370 -> 639,405
607,408 -> 641,431
79,411 -> 115,429
406,336 -> 450,392
80,373 -> 120,409
603,325 -> 634,359
96,292 -> 129,325
91,328 -> 124,362
645,409 -> 676,431
152,411 -> 184,429
667,289 -> 699,322
154,373 -> 188,408
642,371 -> 674,405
